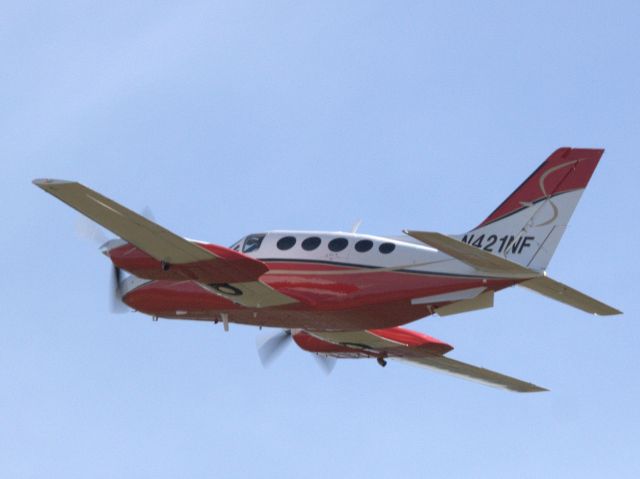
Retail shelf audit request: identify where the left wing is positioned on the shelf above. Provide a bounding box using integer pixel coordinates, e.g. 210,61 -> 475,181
34,179 -> 220,265
310,329 -> 547,393
33,179 -> 297,308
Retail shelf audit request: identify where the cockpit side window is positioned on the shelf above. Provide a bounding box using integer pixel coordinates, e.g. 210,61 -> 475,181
242,234 -> 265,253
230,239 -> 242,252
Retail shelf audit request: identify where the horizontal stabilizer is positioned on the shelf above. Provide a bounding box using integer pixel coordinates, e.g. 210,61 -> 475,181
405,230 -> 620,316
519,276 -> 621,316
405,230 -> 537,278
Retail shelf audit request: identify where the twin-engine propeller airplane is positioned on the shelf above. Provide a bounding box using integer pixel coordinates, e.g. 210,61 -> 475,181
34,147 -> 621,392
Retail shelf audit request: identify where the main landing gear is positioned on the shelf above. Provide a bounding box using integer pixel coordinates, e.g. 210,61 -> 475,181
377,357 -> 387,368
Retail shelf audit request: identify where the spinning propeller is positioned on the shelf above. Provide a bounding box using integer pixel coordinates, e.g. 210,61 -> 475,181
257,329 -> 337,374
76,215 -> 138,314
110,264 -> 128,313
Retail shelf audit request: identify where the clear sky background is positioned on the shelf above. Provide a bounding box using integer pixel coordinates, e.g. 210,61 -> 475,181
2,2 -> 639,477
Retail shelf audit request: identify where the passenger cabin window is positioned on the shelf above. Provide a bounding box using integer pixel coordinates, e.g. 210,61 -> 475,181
302,236 -> 321,251
328,238 -> 348,252
243,234 -> 265,253
277,236 -> 297,250
354,239 -> 373,252
379,242 -> 396,254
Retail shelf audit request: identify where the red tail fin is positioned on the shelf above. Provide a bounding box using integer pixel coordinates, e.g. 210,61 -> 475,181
477,148 -> 603,228
459,148 -> 604,271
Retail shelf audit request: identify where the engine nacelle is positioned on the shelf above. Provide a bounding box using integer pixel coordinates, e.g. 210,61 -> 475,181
293,327 -> 453,358
293,331 -> 375,358
101,238 -> 267,283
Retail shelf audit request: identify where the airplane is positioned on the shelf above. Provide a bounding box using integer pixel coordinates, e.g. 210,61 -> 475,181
33,147 -> 621,393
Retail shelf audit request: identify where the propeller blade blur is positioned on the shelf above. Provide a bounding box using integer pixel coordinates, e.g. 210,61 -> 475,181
76,217 -> 109,245
313,354 -> 337,375
257,330 -> 291,367
141,206 -> 156,222
110,265 -> 128,313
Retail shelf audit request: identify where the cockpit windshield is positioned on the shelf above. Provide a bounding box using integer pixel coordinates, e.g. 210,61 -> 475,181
230,234 -> 265,253
242,234 -> 265,253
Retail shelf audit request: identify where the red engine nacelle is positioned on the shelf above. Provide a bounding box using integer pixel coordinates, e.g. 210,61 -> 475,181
292,331 -> 373,358
102,239 -> 267,283
292,327 -> 453,358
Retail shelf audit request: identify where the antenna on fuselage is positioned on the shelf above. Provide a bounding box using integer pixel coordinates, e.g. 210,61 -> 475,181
351,219 -> 363,233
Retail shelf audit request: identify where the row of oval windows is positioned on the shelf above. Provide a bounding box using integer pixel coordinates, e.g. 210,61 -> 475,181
276,236 -> 396,254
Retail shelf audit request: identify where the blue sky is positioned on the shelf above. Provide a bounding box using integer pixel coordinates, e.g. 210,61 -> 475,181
3,1 -> 639,477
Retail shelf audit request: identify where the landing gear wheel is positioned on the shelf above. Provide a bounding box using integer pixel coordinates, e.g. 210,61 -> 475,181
377,357 -> 387,368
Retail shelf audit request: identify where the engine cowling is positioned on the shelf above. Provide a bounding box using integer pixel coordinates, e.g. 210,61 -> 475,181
292,331 -> 375,358
101,238 -> 267,283
292,327 -> 453,358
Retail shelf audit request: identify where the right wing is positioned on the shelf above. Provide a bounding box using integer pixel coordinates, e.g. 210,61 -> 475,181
310,329 -> 547,393
396,355 -> 547,393
33,179 -> 297,308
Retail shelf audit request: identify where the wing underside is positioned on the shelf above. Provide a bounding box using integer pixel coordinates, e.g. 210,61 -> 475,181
395,355 -> 546,393
310,330 -> 546,393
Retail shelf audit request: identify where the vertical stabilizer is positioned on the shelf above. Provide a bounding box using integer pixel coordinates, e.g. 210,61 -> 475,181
457,148 -> 603,271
